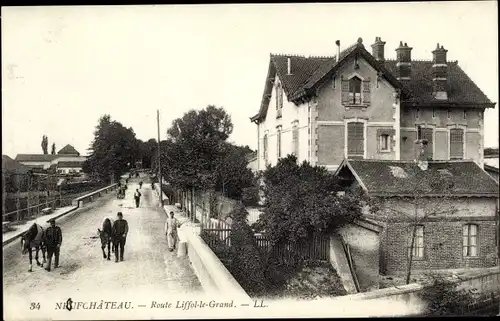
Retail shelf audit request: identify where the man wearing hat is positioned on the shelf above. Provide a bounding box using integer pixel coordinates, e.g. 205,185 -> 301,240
112,212 -> 129,262
44,218 -> 63,272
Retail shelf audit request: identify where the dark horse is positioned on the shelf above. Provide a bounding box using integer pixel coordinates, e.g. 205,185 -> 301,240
98,218 -> 114,260
20,223 -> 47,272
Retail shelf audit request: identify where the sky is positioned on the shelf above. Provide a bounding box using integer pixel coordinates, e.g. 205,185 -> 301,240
2,2 -> 498,158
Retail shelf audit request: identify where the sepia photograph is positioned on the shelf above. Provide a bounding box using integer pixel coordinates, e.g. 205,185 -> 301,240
2,2 -> 499,319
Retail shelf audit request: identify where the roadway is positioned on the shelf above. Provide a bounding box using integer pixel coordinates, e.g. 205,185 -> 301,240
3,179 -> 202,318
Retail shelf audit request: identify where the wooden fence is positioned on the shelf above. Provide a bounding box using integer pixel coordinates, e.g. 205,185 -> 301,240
255,233 -> 330,262
2,196 -> 75,222
202,225 -> 330,263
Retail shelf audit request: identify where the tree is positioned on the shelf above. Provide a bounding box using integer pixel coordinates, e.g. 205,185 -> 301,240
255,155 -> 372,245
51,143 -> 56,155
162,105 -> 233,192
83,115 -> 141,183
215,143 -> 255,199
140,138 -> 157,169
41,135 -> 48,154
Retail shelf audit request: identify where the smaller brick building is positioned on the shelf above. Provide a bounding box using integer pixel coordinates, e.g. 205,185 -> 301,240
335,156 -> 499,276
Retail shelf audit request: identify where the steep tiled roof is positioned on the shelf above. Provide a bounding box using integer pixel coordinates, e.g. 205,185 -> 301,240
58,144 -> 80,155
337,159 -> 499,197
384,60 -> 493,105
57,161 -> 84,168
272,54 -> 332,100
15,154 -> 58,162
251,38 -> 495,122
2,155 -> 31,174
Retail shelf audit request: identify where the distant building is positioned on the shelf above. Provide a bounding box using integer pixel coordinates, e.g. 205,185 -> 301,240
2,155 -> 32,191
57,144 -> 81,156
15,144 -> 87,173
56,161 -> 84,174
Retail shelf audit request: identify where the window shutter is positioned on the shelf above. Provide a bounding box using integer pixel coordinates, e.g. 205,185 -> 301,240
421,128 -> 434,160
362,79 -> 371,104
341,79 -> 350,104
347,122 -> 364,158
450,129 -> 464,159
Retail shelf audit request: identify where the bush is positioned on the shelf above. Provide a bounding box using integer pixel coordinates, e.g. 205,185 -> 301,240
417,275 -> 477,316
226,204 -> 267,295
241,186 -> 260,206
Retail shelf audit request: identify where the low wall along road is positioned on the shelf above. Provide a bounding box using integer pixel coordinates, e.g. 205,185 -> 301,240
153,183 -> 251,301
2,183 -> 117,246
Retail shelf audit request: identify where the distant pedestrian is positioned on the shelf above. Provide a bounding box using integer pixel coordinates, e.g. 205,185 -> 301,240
134,189 -> 142,208
44,218 -> 62,272
112,212 -> 129,262
165,211 -> 180,252
139,181 -> 143,189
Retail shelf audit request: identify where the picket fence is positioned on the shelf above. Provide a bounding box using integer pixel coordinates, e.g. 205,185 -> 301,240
202,222 -> 330,263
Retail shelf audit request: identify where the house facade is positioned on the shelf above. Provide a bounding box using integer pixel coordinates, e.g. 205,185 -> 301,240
336,157 -> 499,275
251,37 -> 495,171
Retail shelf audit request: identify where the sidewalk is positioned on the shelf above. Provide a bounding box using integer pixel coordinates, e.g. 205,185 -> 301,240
2,205 -> 78,246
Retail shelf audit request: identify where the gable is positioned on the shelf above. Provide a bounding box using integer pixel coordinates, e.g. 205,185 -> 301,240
58,144 -> 80,155
251,37 -> 495,123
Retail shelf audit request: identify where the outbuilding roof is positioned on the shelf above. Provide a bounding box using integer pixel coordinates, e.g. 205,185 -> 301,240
335,159 -> 499,197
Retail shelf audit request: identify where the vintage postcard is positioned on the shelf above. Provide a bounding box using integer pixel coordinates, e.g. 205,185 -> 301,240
2,2 -> 499,320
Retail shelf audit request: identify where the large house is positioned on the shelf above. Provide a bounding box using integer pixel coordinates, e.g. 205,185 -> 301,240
250,37 -> 499,277
15,144 -> 87,174
251,37 -> 495,171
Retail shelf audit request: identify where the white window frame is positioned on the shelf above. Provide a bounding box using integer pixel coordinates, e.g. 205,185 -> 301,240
379,134 -> 391,152
447,124 -> 467,160
263,131 -> 269,164
415,123 -> 436,158
408,225 -> 425,259
291,120 -> 299,157
347,72 -> 366,105
344,118 -> 367,159
276,126 -> 282,159
275,81 -> 283,118
462,223 -> 479,257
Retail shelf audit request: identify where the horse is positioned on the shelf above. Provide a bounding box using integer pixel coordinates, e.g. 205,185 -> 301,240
98,218 -> 114,260
20,223 -> 47,272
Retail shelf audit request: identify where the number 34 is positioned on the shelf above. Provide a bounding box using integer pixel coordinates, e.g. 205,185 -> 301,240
30,302 -> 41,310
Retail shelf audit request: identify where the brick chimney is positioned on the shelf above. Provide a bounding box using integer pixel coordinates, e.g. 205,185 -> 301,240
395,41 -> 412,80
432,43 -> 448,100
371,37 -> 386,62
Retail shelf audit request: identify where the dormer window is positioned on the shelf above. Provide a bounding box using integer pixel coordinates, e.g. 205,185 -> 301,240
349,77 -> 362,105
341,75 -> 371,106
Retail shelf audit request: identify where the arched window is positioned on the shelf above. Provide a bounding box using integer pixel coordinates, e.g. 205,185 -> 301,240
349,77 -> 362,104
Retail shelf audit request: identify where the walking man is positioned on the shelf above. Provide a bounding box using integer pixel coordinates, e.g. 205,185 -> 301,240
165,211 -> 180,252
134,189 -> 142,208
112,212 -> 129,262
44,218 -> 62,272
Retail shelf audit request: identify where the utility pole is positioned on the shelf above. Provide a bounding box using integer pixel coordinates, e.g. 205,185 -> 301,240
157,109 -> 163,207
